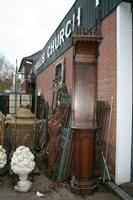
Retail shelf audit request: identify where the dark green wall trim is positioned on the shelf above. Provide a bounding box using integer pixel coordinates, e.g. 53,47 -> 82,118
34,0 -> 123,75
101,0 -> 121,18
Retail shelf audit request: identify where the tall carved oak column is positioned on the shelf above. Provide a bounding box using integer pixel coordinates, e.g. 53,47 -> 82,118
71,33 -> 101,195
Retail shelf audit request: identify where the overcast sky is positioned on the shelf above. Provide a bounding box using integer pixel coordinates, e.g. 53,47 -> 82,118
0,0 -> 75,67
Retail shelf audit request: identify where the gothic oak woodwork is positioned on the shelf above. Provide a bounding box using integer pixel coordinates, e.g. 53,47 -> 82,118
71,34 -> 101,194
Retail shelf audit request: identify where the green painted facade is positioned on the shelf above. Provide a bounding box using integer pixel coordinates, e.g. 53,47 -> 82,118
34,0 -> 126,74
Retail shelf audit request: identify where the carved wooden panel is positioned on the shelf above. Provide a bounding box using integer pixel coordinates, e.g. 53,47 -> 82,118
73,63 -> 96,128
75,41 -> 97,56
71,37 -> 100,194
71,128 -> 97,194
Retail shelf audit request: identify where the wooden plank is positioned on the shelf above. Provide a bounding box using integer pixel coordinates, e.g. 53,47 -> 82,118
60,94 -> 71,105
57,125 -> 71,180
106,181 -> 133,200
53,107 -> 71,180
62,133 -> 73,180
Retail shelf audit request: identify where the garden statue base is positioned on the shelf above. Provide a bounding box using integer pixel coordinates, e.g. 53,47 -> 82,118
14,173 -> 32,192
14,180 -> 32,192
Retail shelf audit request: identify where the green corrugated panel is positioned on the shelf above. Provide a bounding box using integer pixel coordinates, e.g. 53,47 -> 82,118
36,0 -> 98,75
101,0 -> 122,18
89,0 -> 92,28
81,0 -> 96,30
35,0 -> 123,74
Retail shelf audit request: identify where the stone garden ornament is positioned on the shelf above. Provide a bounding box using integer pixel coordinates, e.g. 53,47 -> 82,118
0,145 -> 7,169
0,145 -> 7,184
11,146 -> 35,192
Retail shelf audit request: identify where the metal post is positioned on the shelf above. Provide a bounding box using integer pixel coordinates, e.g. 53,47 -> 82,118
14,59 -> 18,150
103,96 -> 113,181
131,2 -> 133,181
45,102 -> 49,144
34,89 -> 37,150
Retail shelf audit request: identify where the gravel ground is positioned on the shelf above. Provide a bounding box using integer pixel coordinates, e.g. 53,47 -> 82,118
0,173 -> 121,200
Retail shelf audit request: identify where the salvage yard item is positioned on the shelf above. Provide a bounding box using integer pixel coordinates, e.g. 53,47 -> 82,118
96,100 -> 111,178
6,106 -> 42,151
71,31 -> 101,194
0,145 -> 7,184
53,106 -> 71,181
0,112 -> 4,145
62,133 -> 73,180
46,103 -> 70,175
0,145 -> 7,169
11,145 -> 35,192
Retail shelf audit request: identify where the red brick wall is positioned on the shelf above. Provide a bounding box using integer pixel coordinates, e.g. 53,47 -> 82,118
98,10 -> 117,174
36,47 -> 73,105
